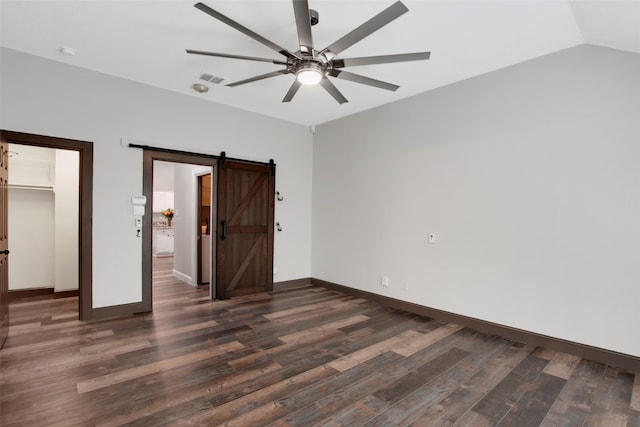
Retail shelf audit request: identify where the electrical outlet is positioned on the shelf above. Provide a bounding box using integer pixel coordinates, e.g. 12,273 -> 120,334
428,233 -> 436,244
381,276 -> 390,287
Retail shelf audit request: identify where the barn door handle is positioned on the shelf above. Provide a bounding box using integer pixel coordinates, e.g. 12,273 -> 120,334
220,220 -> 227,240
1,250 -> 9,255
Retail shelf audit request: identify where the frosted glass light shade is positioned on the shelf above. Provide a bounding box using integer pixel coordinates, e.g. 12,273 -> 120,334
296,63 -> 322,85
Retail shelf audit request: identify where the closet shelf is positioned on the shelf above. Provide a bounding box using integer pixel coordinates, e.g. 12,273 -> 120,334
8,183 -> 54,192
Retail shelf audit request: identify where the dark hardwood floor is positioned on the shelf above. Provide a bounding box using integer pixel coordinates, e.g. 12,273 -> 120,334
1,257 -> 638,426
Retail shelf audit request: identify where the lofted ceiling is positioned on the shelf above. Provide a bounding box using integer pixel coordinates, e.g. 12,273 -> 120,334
1,1 -> 639,126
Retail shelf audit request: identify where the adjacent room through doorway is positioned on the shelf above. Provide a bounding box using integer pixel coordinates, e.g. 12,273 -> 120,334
151,160 -> 212,303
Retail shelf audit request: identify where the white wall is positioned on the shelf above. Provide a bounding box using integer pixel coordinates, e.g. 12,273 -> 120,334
313,45 -> 640,357
153,161 -> 175,213
8,189 -> 55,290
173,163 -> 211,285
1,47 -> 314,308
54,149 -> 79,291
7,144 -> 55,290
153,161 -> 175,192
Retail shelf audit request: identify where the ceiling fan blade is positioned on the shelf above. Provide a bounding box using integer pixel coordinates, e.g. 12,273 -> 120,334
319,78 -> 348,104
186,49 -> 288,65
282,80 -> 302,102
194,2 -> 299,60
333,52 -> 430,68
328,69 -> 399,91
321,1 -> 408,58
292,0 -> 314,55
226,70 -> 290,87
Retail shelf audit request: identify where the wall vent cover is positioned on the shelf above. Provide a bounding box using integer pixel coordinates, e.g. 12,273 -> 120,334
198,73 -> 224,84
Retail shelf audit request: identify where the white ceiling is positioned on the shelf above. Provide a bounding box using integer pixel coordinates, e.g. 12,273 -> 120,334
1,1 -> 639,126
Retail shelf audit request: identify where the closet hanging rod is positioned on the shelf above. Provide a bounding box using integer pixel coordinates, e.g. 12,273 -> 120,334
8,183 -> 54,192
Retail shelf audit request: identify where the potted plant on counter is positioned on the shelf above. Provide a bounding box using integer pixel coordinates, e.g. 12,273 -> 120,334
161,208 -> 174,227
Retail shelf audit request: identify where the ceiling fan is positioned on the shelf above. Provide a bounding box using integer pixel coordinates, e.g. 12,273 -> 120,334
187,1 -> 430,104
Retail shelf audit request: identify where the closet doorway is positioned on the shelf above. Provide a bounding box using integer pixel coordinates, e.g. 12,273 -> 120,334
0,130 -> 93,341
6,144 -> 79,300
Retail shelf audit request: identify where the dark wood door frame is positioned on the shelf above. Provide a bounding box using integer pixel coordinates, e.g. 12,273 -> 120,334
142,150 -> 217,311
196,172 -> 212,286
0,130 -> 93,321
196,174 -> 203,286
1,138 -> 8,348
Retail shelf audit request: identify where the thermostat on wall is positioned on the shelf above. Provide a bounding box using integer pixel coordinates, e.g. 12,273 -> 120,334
132,195 -> 147,216
131,195 -> 147,205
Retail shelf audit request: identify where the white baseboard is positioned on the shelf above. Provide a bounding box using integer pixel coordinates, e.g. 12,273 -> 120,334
172,269 -> 196,287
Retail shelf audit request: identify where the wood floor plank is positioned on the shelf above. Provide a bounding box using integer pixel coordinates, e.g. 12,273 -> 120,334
96,362 -> 283,427
262,297 -> 364,320
397,337 -> 517,426
543,351 -> 581,380
1,256 -> 638,426
496,372 -> 566,426
373,347 -> 471,405
363,333 -> 508,427
326,325 -> 459,373
165,364 -> 340,426
76,340 -> 245,394
539,359 -> 605,427
392,323 -> 464,357
455,409 -> 494,426
278,314 -> 369,344
317,394 -> 388,427
582,365 -> 634,426
471,352 -> 550,423
272,352 -> 409,427
0,328 -> 114,357
631,372 -> 640,412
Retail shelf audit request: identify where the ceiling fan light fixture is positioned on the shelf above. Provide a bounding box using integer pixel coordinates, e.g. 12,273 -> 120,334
188,1 -> 430,103
296,62 -> 323,85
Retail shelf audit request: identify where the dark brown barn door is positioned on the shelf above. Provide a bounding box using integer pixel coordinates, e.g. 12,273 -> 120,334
216,160 -> 274,299
0,138 -> 9,349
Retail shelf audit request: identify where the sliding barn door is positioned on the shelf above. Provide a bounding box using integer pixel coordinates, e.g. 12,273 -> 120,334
0,137 -> 9,349
216,160 -> 275,299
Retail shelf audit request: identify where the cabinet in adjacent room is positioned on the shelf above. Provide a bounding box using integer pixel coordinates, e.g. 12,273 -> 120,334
152,227 -> 174,256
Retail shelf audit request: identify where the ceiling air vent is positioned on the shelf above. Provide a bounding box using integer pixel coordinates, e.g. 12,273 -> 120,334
198,73 -> 224,84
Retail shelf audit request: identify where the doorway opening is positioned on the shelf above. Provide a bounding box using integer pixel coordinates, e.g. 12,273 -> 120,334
7,145 -> 80,299
197,172 -> 213,286
141,148 -> 276,312
150,160 -> 213,303
0,130 -> 93,340
142,150 -> 216,311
